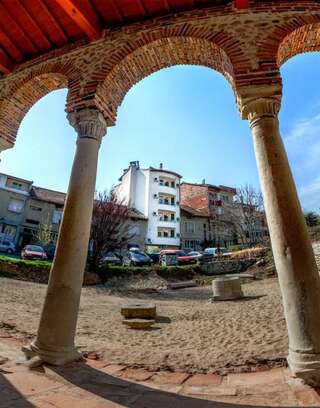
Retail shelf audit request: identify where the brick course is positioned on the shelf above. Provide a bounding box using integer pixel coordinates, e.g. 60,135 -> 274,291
0,1 -> 319,148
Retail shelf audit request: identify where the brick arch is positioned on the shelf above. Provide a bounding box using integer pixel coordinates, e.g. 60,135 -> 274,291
0,62 -> 80,150
278,23 -> 320,67
95,36 -> 236,126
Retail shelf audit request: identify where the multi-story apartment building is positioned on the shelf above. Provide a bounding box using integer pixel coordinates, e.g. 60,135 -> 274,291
180,181 -> 237,248
0,173 -> 32,243
0,171 -> 148,250
0,173 -> 65,247
114,161 -> 181,250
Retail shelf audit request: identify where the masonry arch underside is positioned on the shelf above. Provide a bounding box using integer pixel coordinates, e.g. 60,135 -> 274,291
0,72 -> 72,151
277,22 -> 320,67
96,37 -> 236,127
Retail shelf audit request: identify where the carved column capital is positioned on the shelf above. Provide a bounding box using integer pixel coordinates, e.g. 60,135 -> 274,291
236,84 -> 282,128
67,108 -> 107,142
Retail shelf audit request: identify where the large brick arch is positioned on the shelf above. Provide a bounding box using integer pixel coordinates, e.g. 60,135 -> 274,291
0,62 -> 81,150
95,36 -> 236,126
278,23 -> 320,66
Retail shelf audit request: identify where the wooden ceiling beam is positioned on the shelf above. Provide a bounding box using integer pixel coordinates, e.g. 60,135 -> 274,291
234,0 -> 249,9
13,0 -> 52,50
54,0 -> 101,41
0,49 -> 13,74
0,26 -> 23,62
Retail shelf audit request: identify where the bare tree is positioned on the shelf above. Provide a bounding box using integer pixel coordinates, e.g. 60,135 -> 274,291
32,216 -> 54,247
90,190 -> 135,271
217,184 -> 267,247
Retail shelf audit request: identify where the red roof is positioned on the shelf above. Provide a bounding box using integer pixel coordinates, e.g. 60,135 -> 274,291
0,0 -> 234,75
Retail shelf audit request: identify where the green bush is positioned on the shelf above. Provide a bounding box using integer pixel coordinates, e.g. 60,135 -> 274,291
0,255 -> 51,269
97,263 -> 200,282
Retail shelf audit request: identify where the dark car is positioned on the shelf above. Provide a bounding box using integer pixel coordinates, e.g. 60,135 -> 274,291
123,249 -> 152,266
21,245 -> 47,260
147,252 -> 160,264
44,244 -> 56,260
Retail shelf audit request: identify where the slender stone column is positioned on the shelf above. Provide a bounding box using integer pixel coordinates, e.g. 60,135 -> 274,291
241,94 -> 320,385
28,108 -> 107,365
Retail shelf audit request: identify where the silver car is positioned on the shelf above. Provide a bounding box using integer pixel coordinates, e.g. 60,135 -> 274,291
0,238 -> 16,255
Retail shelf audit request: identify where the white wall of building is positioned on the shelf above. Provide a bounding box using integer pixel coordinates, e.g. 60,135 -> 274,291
115,164 -> 181,248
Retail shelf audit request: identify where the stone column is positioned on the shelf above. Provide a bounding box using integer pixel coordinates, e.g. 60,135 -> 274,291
241,91 -> 320,385
27,108 -> 107,365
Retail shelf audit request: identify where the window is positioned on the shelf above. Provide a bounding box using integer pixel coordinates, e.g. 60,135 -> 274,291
26,219 -> 39,225
184,221 -> 195,233
8,199 -> 24,213
163,231 -> 168,237
30,205 -> 42,212
159,179 -> 164,186
158,231 -> 162,237
170,197 -> 175,205
171,181 -> 175,188
52,210 -> 62,224
170,213 -> 175,221
170,230 -> 174,237
12,182 -> 23,190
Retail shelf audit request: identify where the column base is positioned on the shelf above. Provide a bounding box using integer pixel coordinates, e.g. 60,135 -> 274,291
22,340 -> 82,366
288,349 -> 320,386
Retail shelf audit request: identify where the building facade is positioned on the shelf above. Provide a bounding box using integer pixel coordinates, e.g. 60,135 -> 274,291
115,161 -> 181,250
180,181 -> 237,247
180,205 -> 209,251
0,173 -> 65,247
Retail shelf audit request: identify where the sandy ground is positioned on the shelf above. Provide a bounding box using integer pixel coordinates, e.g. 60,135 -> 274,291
0,275 -> 288,374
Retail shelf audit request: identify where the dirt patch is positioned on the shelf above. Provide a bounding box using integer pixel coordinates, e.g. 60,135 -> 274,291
0,276 -> 288,375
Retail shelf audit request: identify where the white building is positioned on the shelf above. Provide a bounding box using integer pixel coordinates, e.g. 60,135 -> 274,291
114,161 -> 182,249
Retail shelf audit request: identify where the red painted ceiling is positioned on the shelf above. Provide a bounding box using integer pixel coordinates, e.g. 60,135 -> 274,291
0,0 -> 237,74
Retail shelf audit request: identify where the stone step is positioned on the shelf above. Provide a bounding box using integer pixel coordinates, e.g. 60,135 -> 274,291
121,303 -> 156,319
122,318 -> 155,329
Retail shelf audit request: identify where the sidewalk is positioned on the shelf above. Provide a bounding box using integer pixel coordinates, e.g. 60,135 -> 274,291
0,334 -> 320,407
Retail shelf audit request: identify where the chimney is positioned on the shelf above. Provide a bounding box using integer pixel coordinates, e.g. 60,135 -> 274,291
159,163 -> 163,169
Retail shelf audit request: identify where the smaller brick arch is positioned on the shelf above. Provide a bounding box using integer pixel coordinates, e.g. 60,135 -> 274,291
278,23 -> 320,67
0,61 -> 81,150
95,37 -> 235,126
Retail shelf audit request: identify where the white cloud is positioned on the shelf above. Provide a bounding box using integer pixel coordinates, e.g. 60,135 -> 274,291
285,112 -> 320,143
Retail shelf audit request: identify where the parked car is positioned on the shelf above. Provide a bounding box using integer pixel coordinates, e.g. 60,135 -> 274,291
21,245 -> 47,260
188,251 -> 213,263
0,237 -> 16,255
100,252 -> 122,266
147,252 -> 160,264
204,247 -> 229,257
159,249 -> 197,266
44,244 -> 56,260
123,249 -> 152,266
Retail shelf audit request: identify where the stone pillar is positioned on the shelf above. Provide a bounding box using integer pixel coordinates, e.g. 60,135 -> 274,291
28,108 -> 107,365
240,90 -> 320,385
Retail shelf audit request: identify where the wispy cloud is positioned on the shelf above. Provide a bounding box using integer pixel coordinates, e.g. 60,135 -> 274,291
285,113 -> 320,143
284,110 -> 320,211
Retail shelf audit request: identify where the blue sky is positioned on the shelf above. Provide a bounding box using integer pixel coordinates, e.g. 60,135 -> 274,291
1,52 -> 320,212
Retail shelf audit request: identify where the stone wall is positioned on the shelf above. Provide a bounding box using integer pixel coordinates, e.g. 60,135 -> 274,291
200,259 -> 255,275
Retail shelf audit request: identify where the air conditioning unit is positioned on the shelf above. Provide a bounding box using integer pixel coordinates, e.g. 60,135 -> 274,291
176,201 -> 180,205
176,183 -> 180,187
147,238 -> 151,243
176,233 -> 180,237
153,212 -> 157,216
154,177 -> 158,182
176,217 -> 180,221
153,194 -> 158,198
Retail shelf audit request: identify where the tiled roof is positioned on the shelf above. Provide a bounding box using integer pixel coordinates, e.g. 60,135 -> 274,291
181,205 -> 209,218
31,186 -> 66,206
128,208 -> 148,221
